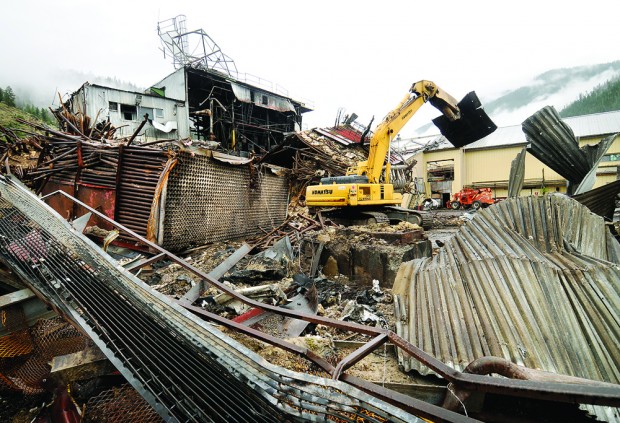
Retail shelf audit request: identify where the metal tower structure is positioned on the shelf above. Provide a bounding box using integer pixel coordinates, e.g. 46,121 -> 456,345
157,15 -> 238,77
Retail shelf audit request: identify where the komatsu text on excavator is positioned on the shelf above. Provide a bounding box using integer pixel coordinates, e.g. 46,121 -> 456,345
305,80 -> 496,227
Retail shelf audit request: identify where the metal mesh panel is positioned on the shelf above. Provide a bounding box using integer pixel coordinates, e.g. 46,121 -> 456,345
84,384 -> 163,423
162,152 -> 289,250
0,315 -> 90,395
0,305 -> 32,358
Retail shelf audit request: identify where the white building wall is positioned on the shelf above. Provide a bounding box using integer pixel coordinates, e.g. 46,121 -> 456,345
150,68 -> 187,102
74,84 -> 189,141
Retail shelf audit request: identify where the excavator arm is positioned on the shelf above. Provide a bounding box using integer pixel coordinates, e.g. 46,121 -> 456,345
305,79 -> 495,213
350,80 -> 495,184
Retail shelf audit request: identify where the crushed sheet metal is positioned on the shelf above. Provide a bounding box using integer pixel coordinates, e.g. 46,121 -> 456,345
522,106 -> 618,194
0,176 -> 421,423
507,147 -> 526,197
573,179 -> 620,222
393,194 -> 620,386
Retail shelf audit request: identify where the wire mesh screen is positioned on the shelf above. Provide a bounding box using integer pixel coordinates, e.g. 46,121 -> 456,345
0,314 -> 90,395
162,152 -> 289,250
84,384 -> 163,423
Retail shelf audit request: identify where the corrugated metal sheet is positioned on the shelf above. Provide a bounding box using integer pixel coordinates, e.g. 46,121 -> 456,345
573,179 -> 620,221
230,81 -> 296,113
522,106 -> 618,194
507,147 -> 526,197
393,194 -> 620,386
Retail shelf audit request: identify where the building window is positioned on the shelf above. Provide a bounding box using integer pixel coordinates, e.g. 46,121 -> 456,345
138,106 -> 152,119
261,95 -> 268,105
109,102 -> 118,112
427,160 -> 455,181
120,104 -> 137,121
137,107 -> 165,120
601,153 -> 620,162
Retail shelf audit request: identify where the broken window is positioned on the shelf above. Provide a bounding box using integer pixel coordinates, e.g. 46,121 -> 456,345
426,160 -> 454,182
109,102 -> 118,113
120,104 -> 137,121
137,107 -> 164,120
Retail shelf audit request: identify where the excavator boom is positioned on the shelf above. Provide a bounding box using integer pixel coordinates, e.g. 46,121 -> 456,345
305,79 -> 496,220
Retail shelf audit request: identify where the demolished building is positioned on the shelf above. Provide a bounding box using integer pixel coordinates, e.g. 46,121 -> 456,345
1,21 -> 620,418
2,174 -> 620,422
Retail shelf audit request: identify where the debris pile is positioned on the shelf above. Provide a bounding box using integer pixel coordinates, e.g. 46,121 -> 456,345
2,103 -> 620,423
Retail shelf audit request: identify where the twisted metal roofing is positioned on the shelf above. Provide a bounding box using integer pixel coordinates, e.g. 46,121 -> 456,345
393,194 -> 620,385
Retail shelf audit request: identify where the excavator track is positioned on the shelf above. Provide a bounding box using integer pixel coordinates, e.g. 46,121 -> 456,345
384,206 -> 433,230
359,211 -> 390,225
315,207 -> 432,229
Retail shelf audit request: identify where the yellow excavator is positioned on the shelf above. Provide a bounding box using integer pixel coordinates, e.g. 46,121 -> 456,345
305,80 -> 496,226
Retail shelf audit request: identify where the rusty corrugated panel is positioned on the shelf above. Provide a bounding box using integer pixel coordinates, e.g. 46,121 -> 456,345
115,146 -> 169,238
393,195 -> 620,386
41,142 -> 288,251
522,106 -> 619,194
161,151 -> 289,251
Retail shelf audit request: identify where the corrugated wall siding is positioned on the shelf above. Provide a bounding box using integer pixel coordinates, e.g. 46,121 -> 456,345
393,194 -> 620,384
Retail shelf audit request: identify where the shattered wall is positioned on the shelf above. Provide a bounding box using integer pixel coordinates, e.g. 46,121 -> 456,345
393,194 -> 620,385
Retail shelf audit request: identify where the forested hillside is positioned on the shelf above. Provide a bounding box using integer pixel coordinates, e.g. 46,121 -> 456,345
0,85 -> 54,133
559,76 -> 620,117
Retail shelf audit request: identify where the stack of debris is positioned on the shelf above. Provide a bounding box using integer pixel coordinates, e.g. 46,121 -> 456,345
2,104 -> 620,423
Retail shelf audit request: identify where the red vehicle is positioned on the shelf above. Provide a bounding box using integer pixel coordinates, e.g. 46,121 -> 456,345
448,187 -> 495,210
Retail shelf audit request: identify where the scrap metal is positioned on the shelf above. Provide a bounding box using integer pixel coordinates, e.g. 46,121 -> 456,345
573,179 -> 620,222
1,177 -> 619,422
393,194 -> 620,419
507,147 -> 526,197
522,106 -> 619,195
3,114 -> 290,251
0,176 -> 427,422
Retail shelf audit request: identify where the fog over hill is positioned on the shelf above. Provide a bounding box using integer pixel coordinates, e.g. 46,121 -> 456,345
8,69 -> 144,110
4,60 -> 620,134
412,60 -> 620,136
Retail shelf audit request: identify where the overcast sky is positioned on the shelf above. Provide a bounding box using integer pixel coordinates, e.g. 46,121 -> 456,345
1,0 -> 618,137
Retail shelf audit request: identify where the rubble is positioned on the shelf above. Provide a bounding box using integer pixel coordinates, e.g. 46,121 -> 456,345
2,103 -> 620,422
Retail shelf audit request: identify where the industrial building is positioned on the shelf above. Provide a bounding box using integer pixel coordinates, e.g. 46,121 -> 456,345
64,14 -> 312,152
397,110 -> 620,205
65,66 -> 312,152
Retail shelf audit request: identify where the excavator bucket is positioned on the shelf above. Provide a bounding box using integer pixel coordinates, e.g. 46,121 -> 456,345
432,91 -> 497,148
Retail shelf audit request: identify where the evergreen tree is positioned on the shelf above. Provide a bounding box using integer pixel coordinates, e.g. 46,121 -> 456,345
0,87 -> 3,103
3,86 -> 16,107
560,76 -> 620,117
40,107 -> 49,122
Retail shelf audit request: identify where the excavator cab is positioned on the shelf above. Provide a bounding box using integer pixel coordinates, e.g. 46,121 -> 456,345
432,91 -> 497,148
